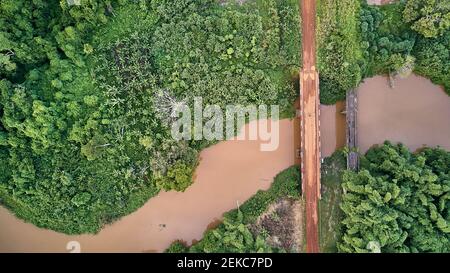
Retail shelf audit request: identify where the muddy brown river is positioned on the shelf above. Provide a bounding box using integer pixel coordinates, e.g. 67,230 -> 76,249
320,102 -> 346,158
1,74 -> 447,252
0,112 -> 340,253
0,119 -> 297,253
358,75 -> 450,153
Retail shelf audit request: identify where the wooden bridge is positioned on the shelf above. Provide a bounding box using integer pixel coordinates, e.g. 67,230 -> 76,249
346,89 -> 359,171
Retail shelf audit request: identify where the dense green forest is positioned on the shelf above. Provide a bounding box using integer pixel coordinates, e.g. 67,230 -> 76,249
317,0 -> 364,104
0,0 -> 301,234
318,0 -> 449,104
315,0 -> 450,253
339,142 -> 450,253
0,0 -> 448,253
166,166 -> 301,253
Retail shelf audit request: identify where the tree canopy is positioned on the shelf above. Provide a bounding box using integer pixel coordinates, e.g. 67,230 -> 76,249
317,0 -> 450,104
339,142 -> 450,253
0,0 -> 301,234
403,0 -> 450,38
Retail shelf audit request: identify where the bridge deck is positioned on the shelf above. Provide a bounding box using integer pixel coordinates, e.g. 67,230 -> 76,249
300,0 -> 320,253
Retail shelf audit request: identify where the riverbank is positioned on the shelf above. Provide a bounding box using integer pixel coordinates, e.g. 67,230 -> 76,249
0,119 -> 296,253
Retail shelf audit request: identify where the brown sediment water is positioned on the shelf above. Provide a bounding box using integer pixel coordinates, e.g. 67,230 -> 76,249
3,74 -> 445,253
358,74 -> 450,153
0,119 -> 295,253
320,102 -> 346,158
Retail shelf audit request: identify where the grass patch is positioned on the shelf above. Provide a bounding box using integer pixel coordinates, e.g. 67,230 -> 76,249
317,0 -> 364,104
319,150 -> 346,253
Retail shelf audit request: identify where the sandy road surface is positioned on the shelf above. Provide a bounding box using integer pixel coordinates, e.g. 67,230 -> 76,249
300,0 -> 320,253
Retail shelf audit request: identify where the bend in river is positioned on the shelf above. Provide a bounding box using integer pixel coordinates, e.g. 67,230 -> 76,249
2,74 -> 448,252
0,119 -> 295,253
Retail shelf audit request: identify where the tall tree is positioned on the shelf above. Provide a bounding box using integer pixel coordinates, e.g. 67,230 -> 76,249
339,142 -> 450,253
403,0 -> 450,38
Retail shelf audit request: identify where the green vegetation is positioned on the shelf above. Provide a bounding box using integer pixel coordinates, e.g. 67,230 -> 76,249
317,0 -> 450,104
359,0 -> 449,91
359,3 -> 416,77
403,0 -> 450,38
317,146 -> 450,253
339,142 -> 450,253
319,151 -> 346,253
1,0 -> 448,254
0,0 -> 301,234
166,166 -> 301,253
317,0 -> 364,104
413,31 -> 450,93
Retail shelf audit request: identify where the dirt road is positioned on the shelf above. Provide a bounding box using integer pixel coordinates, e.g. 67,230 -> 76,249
300,0 -> 320,253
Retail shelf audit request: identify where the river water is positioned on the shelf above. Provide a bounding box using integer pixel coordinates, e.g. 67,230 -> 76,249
0,119 -> 297,253
0,111 -> 341,253
1,74 -> 447,252
358,75 -> 450,153
320,102 -> 346,158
